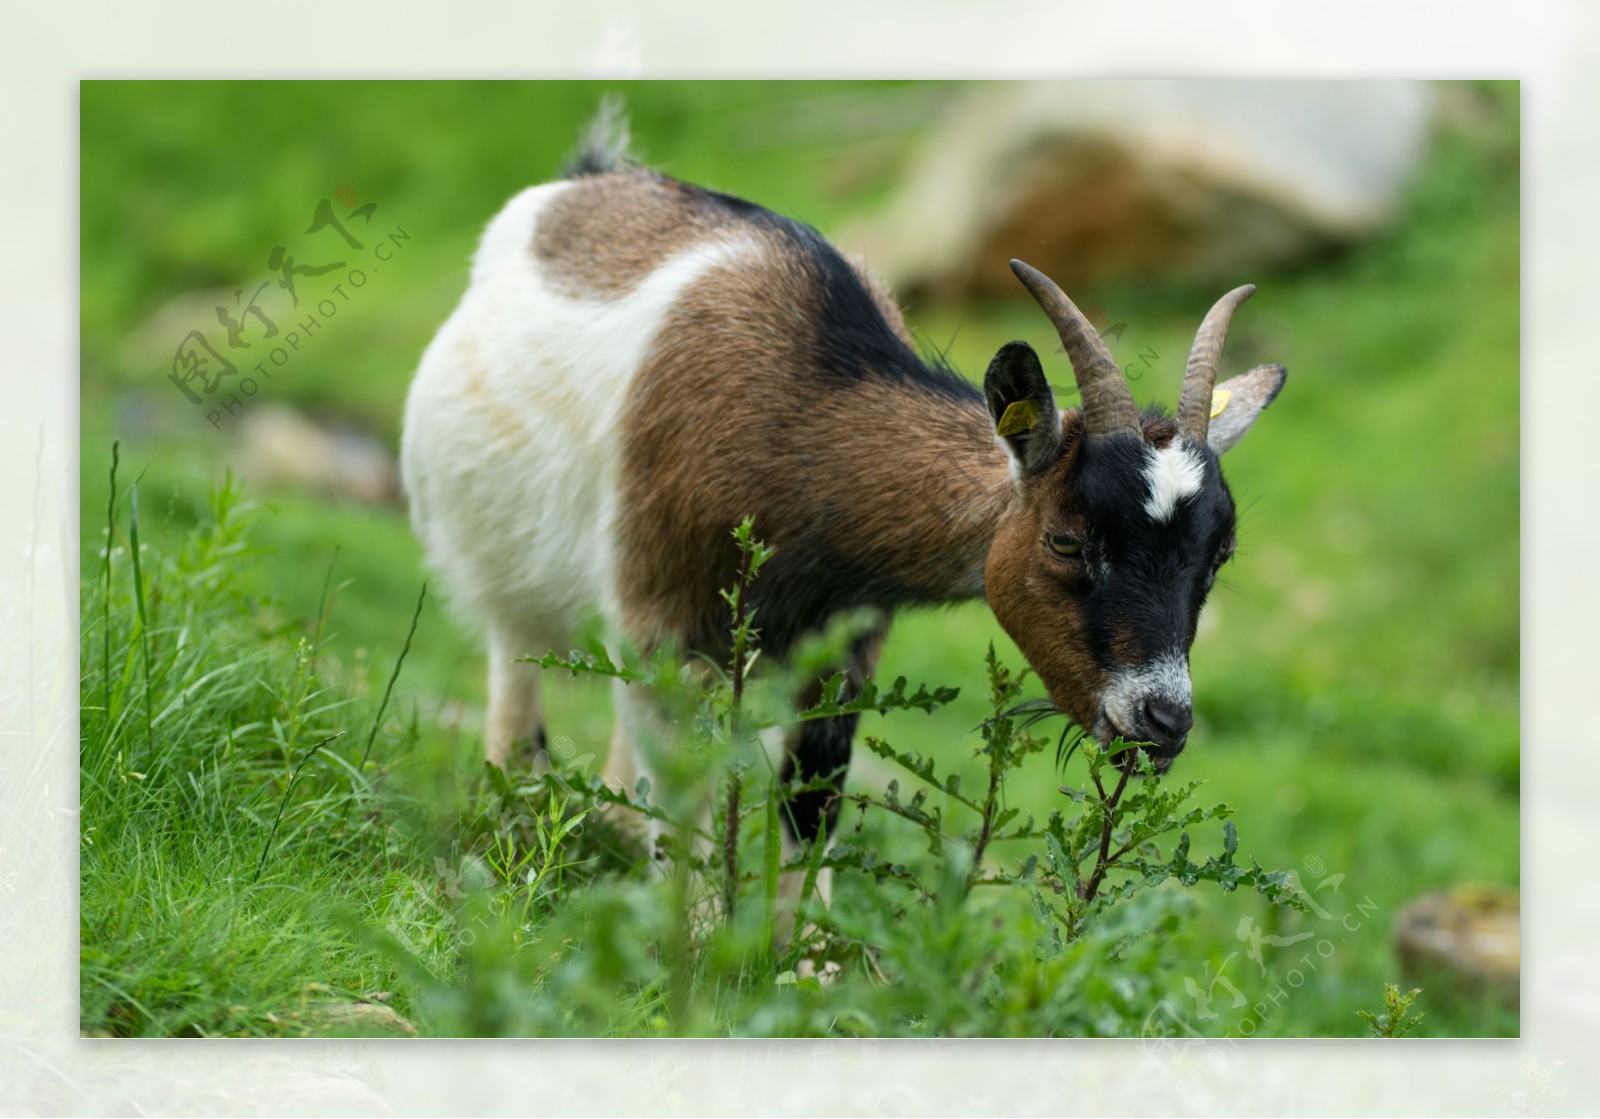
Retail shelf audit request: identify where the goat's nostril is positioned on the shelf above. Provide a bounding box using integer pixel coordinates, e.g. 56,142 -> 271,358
1141,697 -> 1193,743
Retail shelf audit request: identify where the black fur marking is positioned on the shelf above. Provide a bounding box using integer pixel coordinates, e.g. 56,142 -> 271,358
1069,433 -> 1237,669
796,221 -> 980,404
781,711 -> 855,843
681,178 -> 982,406
744,553 -> 917,662
1258,369 -> 1288,410
563,150 -> 624,178
984,341 -> 1061,476
563,98 -> 635,178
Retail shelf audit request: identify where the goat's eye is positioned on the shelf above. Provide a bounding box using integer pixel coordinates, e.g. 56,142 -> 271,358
1205,543 -> 1235,588
1046,534 -> 1082,558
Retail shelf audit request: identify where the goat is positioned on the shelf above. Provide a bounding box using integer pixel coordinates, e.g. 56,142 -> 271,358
400,114 -> 1286,866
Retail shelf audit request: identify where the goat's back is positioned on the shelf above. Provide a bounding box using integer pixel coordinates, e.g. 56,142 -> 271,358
401,168 -> 960,654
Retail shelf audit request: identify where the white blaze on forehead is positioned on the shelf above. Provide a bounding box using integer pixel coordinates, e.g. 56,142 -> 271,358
1142,441 -> 1205,522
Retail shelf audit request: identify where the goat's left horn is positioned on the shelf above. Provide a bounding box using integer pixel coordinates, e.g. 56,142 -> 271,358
1009,259 -> 1140,437
1178,285 -> 1256,444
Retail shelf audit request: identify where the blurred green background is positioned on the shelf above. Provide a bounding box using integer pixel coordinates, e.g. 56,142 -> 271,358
79,80 -> 1519,1035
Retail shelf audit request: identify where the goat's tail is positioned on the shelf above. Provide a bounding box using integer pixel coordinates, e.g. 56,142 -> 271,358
564,95 -> 635,177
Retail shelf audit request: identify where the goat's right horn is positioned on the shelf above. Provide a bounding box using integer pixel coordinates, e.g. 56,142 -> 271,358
1009,259 -> 1139,437
1178,285 -> 1256,445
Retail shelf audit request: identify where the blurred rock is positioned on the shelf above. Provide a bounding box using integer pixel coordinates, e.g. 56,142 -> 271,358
1395,884 -> 1519,1005
842,81 -> 1435,300
238,404 -> 398,505
302,999 -> 417,1037
129,286 -> 240,369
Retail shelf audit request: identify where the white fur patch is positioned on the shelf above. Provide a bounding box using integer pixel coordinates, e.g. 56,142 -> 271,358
995,433 -> 1025,485
1142,442 -> 1204,522
401,182 -> 758,657
1100,652 -> 1192,739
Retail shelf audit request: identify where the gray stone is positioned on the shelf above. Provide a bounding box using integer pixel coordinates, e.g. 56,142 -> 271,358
1395,884 -> 1519,1004
841,81 -> 1435,300
238,403 -> 398,505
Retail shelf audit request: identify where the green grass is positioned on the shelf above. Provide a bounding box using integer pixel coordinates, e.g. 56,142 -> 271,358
79,80 -> 1519,1037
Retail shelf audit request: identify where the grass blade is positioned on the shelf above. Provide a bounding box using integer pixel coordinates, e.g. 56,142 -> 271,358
101,441 -> 119,721
355,583 -> 426,778
761,779 -> 781,954
127,478 -> 154,756
255,732 -> 342,879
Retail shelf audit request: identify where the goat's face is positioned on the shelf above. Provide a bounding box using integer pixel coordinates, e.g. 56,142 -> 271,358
982,262 -> 1286,773
985,415 -> 1237,772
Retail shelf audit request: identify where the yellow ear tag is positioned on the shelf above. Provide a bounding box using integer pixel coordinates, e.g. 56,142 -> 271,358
1210,388 -> 1232,419
996,399 -> 1040,438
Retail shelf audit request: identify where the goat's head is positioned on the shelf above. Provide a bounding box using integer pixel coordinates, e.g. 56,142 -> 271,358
982,260 -> 1286,773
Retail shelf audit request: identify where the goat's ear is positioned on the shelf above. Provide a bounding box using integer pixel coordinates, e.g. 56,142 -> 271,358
1208,364 -> 1287,455
984,341 -> 1063,477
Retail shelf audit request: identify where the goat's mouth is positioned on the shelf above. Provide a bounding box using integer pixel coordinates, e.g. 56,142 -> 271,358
1093,714 -> 1179,776
995,697 -> 1180,777
1143,751 -> 1177,776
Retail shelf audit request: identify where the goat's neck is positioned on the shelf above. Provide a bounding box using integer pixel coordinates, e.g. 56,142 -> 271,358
851,393 -> 1012,603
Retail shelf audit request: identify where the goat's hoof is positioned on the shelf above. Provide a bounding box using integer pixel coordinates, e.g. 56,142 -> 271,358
512,733 -> 553,775
795,957 -> 842,985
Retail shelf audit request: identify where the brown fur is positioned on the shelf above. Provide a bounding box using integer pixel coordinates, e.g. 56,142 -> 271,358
614,239 -> 1010,656
533,171 -> 747,299
982,411 -> 1106,720
456,335 -> 533,450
